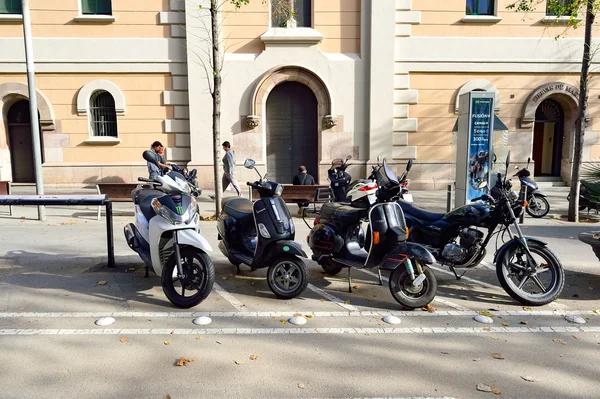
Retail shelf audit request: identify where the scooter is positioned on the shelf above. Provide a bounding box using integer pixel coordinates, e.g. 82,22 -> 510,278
513,158 -> 550,218
170,163 -> 200,197
328,155 -> 352,202
123,150 -> 214,308
347,157 -> 414,203
217,159 -> 309,299
307,158 -> 438,309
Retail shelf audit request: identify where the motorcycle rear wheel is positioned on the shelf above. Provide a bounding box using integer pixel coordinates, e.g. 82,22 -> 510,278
388,262 -> 437,309
526,194 -> 550,218
319,258 -> 344,276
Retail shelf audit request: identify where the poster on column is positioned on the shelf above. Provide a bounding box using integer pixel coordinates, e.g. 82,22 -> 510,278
466,97 -> 494,201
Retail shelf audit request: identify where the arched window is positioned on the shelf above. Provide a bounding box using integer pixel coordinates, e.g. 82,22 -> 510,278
90,91 -> 118,137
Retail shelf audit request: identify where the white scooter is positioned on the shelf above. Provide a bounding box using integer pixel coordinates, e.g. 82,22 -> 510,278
123,150 -> 214,308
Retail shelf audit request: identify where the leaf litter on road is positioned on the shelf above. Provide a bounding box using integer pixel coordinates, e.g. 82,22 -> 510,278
164,341 -> 171,345
521,375 -> 537,382
479,311 -> 494,317
298,384 -> 306,389
250,355 -> 258,360
492,353 -> 505,360
119,337 -> 128,343
422,304 -> 436,313
553,338 -> 566,345
176,357 -> 194,367
96,281 -> 107,286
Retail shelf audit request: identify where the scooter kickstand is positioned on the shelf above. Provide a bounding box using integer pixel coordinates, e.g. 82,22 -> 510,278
377,269 -> 384,286
145,264 -> 149,278
347,267 -> 352,293
236,265 -> 241,275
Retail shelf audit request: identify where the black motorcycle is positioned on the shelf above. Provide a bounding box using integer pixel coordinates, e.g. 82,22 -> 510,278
170,163 -> 200,197
513,158 -> 550,218
399,151 -> 564,306
328,155 -> 352,202
347,156 -> 414,202
217,159 -> 309,299
307,158 -> 438,309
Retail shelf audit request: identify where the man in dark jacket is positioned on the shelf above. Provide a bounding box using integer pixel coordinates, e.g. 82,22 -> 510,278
293,165 -> 315,216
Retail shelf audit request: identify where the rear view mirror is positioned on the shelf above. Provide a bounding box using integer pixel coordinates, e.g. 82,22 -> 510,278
527,157 -> 531,163
346,155 -> 352,161
514,166 -> 519,170
505,151 -> 511,168
142,149 -> 160,166
244,159 -> 255,169
406,159 -> 413,172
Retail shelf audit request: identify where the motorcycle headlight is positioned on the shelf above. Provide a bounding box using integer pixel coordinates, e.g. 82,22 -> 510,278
174,176 -> 191,194
151,197 -> 197,225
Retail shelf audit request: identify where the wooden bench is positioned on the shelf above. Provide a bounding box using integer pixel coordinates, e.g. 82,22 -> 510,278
95,183 -> 139,220
248,184 -> 330,203
0,181 -> 12,216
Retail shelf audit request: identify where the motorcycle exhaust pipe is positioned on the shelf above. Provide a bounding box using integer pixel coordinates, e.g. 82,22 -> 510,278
123,224 -> 140,250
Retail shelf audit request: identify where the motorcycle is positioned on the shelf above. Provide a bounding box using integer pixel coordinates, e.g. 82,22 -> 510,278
347,156 -> 413,202
328,155 -> 353,202
170,163 -> 200,197
217,159 -> 309,299
567,182 -> 600,213
513,158 -> 550,218
398,151 -> 564,306
123,150 -> 215,308
307,158 -> 438,309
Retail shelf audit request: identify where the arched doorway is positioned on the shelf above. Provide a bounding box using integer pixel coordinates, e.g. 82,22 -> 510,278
266,82 -> 318,183
533,99 -> 564,176
7,100 -> 42,183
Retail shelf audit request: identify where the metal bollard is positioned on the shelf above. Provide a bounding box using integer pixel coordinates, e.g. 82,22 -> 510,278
446,184 -> 453,212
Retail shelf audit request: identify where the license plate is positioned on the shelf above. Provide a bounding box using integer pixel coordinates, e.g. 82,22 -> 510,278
403,193 -> 413,202
368,194 -> 377,204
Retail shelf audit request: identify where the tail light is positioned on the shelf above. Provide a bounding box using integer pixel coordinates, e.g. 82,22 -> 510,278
313,217 -> 320,226
358,183 -> 378,192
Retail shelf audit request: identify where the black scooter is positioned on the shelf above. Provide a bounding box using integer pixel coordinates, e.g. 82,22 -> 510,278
308,158 -> 438,309
513,158 -> 550,218
217,159 -> 309,299
328,155 -> 352,202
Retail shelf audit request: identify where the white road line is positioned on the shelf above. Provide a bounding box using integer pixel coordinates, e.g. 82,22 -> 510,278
0,284 -> 8,311
429,265 -> 499,290
356,268 -> 470,311
1,326 -> 598,336
481,260 -> 496,271
306,283 -> 360,311
213,283 -> 249,312
0,310 -> 595,318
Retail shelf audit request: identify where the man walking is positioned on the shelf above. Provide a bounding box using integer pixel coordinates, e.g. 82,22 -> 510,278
293,165 -> 315,216
221,141 -> 241,196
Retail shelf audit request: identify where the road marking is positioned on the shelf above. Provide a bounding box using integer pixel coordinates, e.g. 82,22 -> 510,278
1,326 -> 598,336
0,284 -> 8,311
307,283 -> 360,311
481,260 -> 496,271
0,310 -> 595,318
429,265 -> 500,290
213,283 -> 249,312
357,268 -> 470,311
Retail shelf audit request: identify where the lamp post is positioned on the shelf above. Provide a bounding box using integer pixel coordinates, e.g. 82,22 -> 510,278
21,0 -> 45,221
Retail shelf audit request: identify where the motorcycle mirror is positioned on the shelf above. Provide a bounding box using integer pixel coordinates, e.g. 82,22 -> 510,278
505,151 -> 511,168
244,159 -> 255,169
346,155 -> 352,161
493,154 -> 497,163
514,165 -> 519,170
142,149 -> 160,166
406,159 -> 413,172
527,157 -> 531,164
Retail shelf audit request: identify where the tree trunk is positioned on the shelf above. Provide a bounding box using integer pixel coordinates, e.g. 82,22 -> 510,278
568,0 -> 595,222
211,0 -> 223,217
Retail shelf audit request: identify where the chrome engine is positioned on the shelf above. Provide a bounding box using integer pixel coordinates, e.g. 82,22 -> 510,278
440,228 -> 485,267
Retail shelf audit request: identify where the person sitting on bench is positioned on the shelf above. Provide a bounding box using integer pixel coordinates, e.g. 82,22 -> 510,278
293,165 -> 315,216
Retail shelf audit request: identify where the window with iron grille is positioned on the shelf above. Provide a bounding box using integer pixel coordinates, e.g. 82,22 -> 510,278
271,0 -> 311,28
546,0 -> 577,16
82,0 -> 112,15
466,0 -> 495,16
90,91 -> 118,137
0,0 -> 22,14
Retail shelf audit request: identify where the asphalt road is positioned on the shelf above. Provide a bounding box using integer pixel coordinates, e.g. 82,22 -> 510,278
0,187 -> 599,398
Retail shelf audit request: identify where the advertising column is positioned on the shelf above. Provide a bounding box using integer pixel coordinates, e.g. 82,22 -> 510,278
455,92 -> 495,206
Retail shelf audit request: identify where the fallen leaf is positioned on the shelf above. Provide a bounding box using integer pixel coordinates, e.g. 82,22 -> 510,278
520,321 -> 529,325
497,316 -> 504,319
593,309 -> 600,314
488,308 -> 499,311
502,322 -> 510,327
164,341 -> 171,345
293,313 -> 302,317
521,375 -> 536,382
195,336 -> 202,340
280,320 -> 287,325
472,358 -> 482,362
479,311 -> 494,317
234,360 -> 245,365
96,281 -> 107,286
170,331 -> 174,335
523,306 -> 533,311
320,298 -> 325,302
176,357 -> 194,367
476,383 -> 493,393
491,336 -> 499,340
119,337 -> 128,343
298,384 -> 305,389
250,354 -> 258,360
572,335 -> 581,340
163,395 -> 172,399
483,327 -> 491,332
345,300 -> 351,304
553,338 -> 566,345
216,341 -> 222,345
64,294 -> 70,296
127,267 -> 136,272
305,315 -> 312,319
492,353 -> 505,360
492,388 -> 501,395
353,285 -> 360,289
222,277 -> 228,280
367,298 -> 374,302
422,304 -> 436,313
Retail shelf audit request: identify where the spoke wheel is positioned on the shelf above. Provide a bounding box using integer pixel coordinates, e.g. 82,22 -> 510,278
526,194 -> 550,218
162,246 -> 215,308
267,256 -> 309,299
496,242 -> 564,306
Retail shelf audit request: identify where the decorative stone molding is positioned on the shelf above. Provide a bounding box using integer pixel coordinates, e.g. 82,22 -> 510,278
76,80 -> 126,116
521,82 -> 582,128
455,79 -> 501,114
245,115 -> 260,129
0,82 -> 56,131
323,115 -> 338,130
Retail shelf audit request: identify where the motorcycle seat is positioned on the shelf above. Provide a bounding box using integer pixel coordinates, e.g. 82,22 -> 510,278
137,189 -> 165,221
398,200 -> 444,223
222,197 -> 253,220
321,202 -> 367,223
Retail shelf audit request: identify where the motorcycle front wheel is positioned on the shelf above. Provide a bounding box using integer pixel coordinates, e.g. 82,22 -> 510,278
388,262 -> 437,309
162,246 -> 215,308
526,194 -> 550,218
267,256 -> 309,299
496,242 -> 564,306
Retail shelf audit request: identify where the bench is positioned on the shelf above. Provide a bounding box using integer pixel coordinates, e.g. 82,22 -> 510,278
95,183 -> 139,220
0,181 -> 12,215
248,184 -> 330,203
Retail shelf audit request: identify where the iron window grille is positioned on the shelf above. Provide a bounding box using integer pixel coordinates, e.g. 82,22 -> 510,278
271,0 -> 311,28
0,0 -> 22,14
82,0 -> 112,15
466,0 -> 495,16
546,0 -> 577,16
90,91 -> 118,138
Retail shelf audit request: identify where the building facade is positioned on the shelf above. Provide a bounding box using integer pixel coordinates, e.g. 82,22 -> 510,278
0,0 -> 598,189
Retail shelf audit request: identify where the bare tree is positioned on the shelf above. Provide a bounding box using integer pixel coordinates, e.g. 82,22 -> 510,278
507,0 -> 598,222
